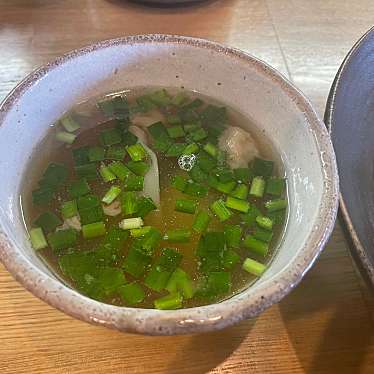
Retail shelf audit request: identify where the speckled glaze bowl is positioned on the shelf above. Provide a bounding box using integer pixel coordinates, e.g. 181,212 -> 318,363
0,35 -> 338,335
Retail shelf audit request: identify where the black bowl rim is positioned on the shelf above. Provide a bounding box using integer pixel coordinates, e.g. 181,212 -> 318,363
324,26 -> 374,287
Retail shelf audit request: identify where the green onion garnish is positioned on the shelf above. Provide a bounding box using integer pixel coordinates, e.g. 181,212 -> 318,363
121,191 -> 138,215
99,164 -> 117,182
223,250 -> 240,270
34,211 -> 62,233
88,146 -> 105,162
56,131 -> 76,144
118,282 -> 145,305
130,226 -> 152,238
265,199 -> 287,212
127,143 -> 147,161
166,268 -> 194,299
266,177 -> 286,196
100,128 -> 122,146
108,161 -> 131,181
255,215 -> 273,231
243,235 -> 269,256
167,125 -> 185,139
164,229 -> 192,243
75,163 -> 97,181
126,161 -> 150,176
242,258 -> 266,276
210,199 -> 232,221
253,157 -> 274,177
68,179 -> 90,198
231,184 -> 249,200
47,229 -> 77,252
102,186 -> 121,205
154,292 -> 183,310
249,176 -> 265,197
253,227 -> 273,243
119,217 -> 144,230
192,210 -> 211,233
123,174 -> 144,191
30,228 -> 48,250
225,196 -> 250,213
172,175 -> 187,192
106,145 -> 126,160
175,199 -> 197,214
61,200 -> 78,219
203,142 -> 218,158
182,143 -> 199,155
60,115 -> 80,133
224,225 -> 242,248
82,221 -> 107,239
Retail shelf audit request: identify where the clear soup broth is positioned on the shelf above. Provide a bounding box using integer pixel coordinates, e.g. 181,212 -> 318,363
22,88 -> 288,310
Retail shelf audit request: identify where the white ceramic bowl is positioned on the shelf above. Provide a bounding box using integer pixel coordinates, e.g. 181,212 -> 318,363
0,35 -> 338,335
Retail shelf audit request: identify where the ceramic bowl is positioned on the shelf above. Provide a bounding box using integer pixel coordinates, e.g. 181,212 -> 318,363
0,35 -> 338,335
325,26 -> 374,287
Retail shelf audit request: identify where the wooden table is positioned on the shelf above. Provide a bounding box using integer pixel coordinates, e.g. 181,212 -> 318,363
1,1 -> 374,373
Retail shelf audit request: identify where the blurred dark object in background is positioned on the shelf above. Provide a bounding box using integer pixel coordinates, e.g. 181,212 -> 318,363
129,0 -> 206,5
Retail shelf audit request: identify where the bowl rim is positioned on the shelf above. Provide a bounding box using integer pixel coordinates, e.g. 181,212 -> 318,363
324,26 -> 374,287
0,34 -> 339,335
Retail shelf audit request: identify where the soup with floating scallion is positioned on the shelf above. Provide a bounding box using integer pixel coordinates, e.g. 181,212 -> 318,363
23,88 -> 288,310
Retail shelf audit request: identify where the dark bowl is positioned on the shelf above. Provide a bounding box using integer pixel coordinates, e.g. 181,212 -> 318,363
325,26 -> 374,287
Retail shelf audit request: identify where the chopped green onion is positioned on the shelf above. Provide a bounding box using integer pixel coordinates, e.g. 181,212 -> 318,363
224,225 -> 242,248
266,177 -> 286,196
184,123 -> 200,133
122,130 -> 138,146
122,243 -> 152,278
223,249 -> 240,270
243,235 -> 269,256
61,200 -> 78,219
154,292 -> 182,310
189,165 -> 208,183
38,163 -> 68,189
249,176 -> 265,197
60,115 -> 80,132
175,199 -> 197,214
234,168 -> 253,183
253,157 -> 274,177
126,161 -> 150,176
108,161 -> 131,181
191,127 -> 208,142
77,195 -> 104,224
30,228 -> 48,250
118,282 -> 145,305
225,196 -> 250,213
253,227 -> 273,243
102,185 -> 121,204
210,199 -> 232,221
121,191 -> 138,215
47,229 -> 77,252
166,114 -> 181,125
184,181 -> 208,198
34,212 -> 62,233
256,215 -> 273,231
202,231 -> 225,253
88,146 -> 105,162
119,217 -> 144,230
136,197 -> 157,218
207,272 -> 231,295
32,187 -> 54,205
196,151 -> 216,173
164,229 -> 192,243
166,268 -> 194,299
56,131 -> 76,144
192,210 -> 211,233
136,95 -> 156,112
153,136 -> 174,152
123,174 -> 144,191
99,164 -> 117,182
242,258 -> 266,276
167,125 -> 185,138
182,143 -> 199,155
268,209 -> 286,225
144,248 -> 182,291
172,175 -> 187,192
148,121 -> 168,139
203,142 -> 218,158
127,143 -> 147,161
68,179 -> 90,198
265,199 -> 287,212
149,89 -> 171,106
231,184 -> 249,200
165,143 -> 187,157
100,128 -> 122,146
213,166 -> 234,183
82,221 -> 106,239
75,163 -> 97,181
130,226 -> 152,238
140,228 -> 162,254
172,92 -> 188,106
72,147 -> 90,166
208,176 -> 236,194
241,205 -> 261,226
106,145 -> 126,160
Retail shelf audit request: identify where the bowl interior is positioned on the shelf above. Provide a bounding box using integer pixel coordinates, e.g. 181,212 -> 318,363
0,36 -> 335,334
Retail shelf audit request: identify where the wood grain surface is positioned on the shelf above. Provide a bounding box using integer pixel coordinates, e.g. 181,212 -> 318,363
1,1 -> 374,373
